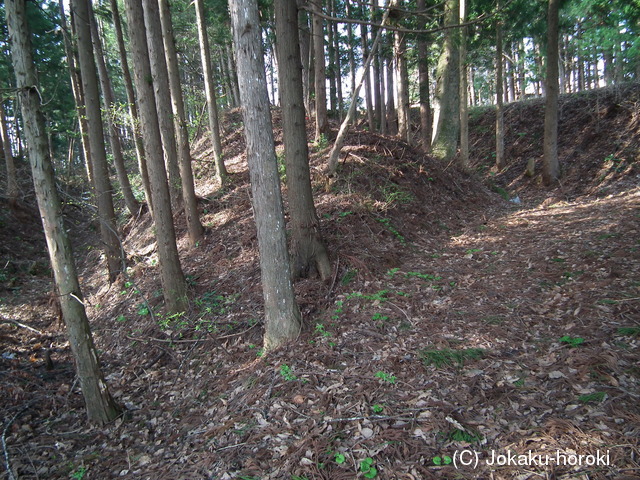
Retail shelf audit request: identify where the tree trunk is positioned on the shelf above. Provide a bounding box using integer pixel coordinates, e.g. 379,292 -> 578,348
360,19 -> 375,133
332,8 -> 343,121
312,0 -> 329,141
275,0 -> 331,281
195,0 -> 228,184
0,102 -> 18,207
371,0 -> 382,132
158,0 -> 204,246
142,0 -> 182,207
88,3 -> 140,216
543,0 -> 560,185
230,0 -> 302,351
109,0 -> 152,212
417,0 -> 431,150
431,0 -> 460,161
385,51 -> 396,135
124,0 -> 187,314
60,0 -> 93,187
72,0 -> 122,283
395,25 -> 410,143
6,0 -> 120,425
459,0 -> 469,167
297,5 -> 312,115
495,14 -> 505,170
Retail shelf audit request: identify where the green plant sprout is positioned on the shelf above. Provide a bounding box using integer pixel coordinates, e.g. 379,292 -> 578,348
578,391 -> 606,404
315,323 -> 332,338
421,348 -> 484,368
432,455 -> 452,465
279,364 -> 297,381
359,457 -> 378,478
371,404 -> 384,413
617,326 -> 640,337
374,371 -> 396,384
559,335 -> 585,347
334,453 -> 346,464
377,218 -> 405,244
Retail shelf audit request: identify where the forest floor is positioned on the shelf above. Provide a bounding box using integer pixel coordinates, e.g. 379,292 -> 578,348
1,83 -> 639,480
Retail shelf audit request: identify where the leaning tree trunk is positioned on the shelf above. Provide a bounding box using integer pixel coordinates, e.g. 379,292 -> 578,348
543,0 -> 560,185
88,3 -> 139,216
124,0 -> 187,314
275,0 -> 331,281
195,0 -> 228,184
6,0 -> 120,425
158,0 -> 204,246
230,0 -> 302,351
72,0 -> 122,283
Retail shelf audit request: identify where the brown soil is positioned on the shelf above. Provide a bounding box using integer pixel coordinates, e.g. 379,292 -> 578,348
1,84 -> 638,480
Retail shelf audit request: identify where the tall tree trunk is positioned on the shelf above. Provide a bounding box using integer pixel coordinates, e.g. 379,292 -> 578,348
124,0 -> 187,313
385,50 -> 396,135
60,0 -> 93,187
88,3 -> 139,216
543,0 -> 560,185
326,0 -> 337,117
109,0 -> 152,211
361,21 -> 375,132
297,6 -> 312,115
395,25 -> 410,143
230,0 -> 302,350
431,0 -> 460,161
417,0 -> 431,150
0,102 -> 18,207
332,7 -> 344,121
195,0 -> 228,184
6,0 -> 121,425
312,0 -> 329,140
459,0 -> 469,167
495,13 -> 505,170
142,0 -> 182,207
345,1 -> 357,107
371,0 -> 382,132
275,0 -> 331,281
225,42 -> 241,108
378,54 -> 387,134
158,0 -> 204,246
72,0 -> 122,283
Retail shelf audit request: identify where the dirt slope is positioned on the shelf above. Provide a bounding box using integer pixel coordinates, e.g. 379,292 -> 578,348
0,85 -> 638,480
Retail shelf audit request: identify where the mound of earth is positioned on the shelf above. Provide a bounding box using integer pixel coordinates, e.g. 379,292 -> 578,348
1,89 -> 638,480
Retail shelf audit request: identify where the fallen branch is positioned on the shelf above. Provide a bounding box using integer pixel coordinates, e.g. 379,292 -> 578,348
0,317 -> 43,335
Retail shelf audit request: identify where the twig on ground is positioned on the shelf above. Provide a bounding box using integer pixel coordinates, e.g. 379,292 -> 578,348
0,317 -> 43,335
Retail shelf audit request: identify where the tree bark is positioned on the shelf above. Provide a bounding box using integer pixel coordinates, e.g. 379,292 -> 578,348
361,20 -> 375,132
195,0 -> 228,184
230,0 -> 302,351
88,3 -> 140,216
312,0 -> 329,141
275,0 -> 331,281
158,0 -> 204,246
124,0 -> 187,313
6,0 -> 121,425
109,0 -> 152,211
431,0 -> 460,161
72,0 -> 122,282
543,0 -> 560,185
